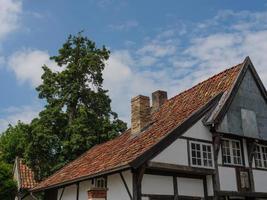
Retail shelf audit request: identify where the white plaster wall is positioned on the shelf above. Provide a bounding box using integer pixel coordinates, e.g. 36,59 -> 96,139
177,177 -> 204,197
107,171 -> 132,200
58,184 -> 77,200
253,170 -> 267,193
152,119 -> 213,166
152,138 -> 188,165
183,119 -> 212,141
57,180 -> 94,200
218,166 -> 237,191
206,175 -> 214,196
142,174 -> 173,195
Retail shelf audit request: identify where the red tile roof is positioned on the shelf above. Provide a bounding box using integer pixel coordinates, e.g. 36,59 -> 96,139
18,158 -> 37,189
34,61 -> 244,191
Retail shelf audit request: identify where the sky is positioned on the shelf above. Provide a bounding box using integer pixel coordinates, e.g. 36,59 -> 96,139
1,0 -> 267,131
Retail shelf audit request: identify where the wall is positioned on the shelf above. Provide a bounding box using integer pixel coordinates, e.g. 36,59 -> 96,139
152,138 -> 188,165
177,177 -> 204,197
206,175 -> 214,196
218,166 -> 237,191
183,119 -> 213,141
152,118 -> 212,166
142,174 -> 173,195
57,180 -> 94,200
253,170 -> 267,193
107,171 -> 132,200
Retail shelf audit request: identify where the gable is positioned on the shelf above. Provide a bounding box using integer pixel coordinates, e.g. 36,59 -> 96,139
152,118 -> 212,165
217,68 -> 267,139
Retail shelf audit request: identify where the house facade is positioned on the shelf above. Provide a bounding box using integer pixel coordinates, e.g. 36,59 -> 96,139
32,57 -> 267,200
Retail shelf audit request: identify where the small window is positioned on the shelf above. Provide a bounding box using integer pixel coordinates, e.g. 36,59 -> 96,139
254,144 -> 267,169
190,141 -> 213,168
95,177 -> 106,188
222,139 -> 242,166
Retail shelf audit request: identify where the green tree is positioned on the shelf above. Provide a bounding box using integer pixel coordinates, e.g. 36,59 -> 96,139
26,33 -> 127,180
0,161 -> 17,200
0,122 -> 29,164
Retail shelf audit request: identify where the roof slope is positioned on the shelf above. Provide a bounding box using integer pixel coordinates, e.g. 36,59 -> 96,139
34,60 -> 244,191
17,158 -> 37,189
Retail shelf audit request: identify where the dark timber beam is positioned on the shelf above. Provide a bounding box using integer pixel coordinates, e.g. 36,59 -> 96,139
212,132 -> 222,199
247,139 -> 256,192
173,176 -> 178,200
76,182 -> 80,200
217,191 -> 267,198
120,172 -> 133,200
59,187 -> 65,200
133,165 -> 146,200
147,161 -> 215,175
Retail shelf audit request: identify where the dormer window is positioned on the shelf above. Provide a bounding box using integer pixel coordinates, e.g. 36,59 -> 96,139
222,139 -> 242,166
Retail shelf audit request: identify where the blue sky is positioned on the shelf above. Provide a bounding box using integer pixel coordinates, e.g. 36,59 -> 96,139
1,0 -> 267,131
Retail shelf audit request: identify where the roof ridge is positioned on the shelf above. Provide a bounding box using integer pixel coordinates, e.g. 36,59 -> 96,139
167,62 -> 244,103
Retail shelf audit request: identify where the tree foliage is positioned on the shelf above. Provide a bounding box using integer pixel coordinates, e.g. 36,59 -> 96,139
0,161 -> 17,200
0,33 -> 127,196
25,33 -> 127,180
0,122 -> 29,164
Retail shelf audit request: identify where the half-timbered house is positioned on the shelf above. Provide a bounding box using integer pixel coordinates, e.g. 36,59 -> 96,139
32,57 -> 267,200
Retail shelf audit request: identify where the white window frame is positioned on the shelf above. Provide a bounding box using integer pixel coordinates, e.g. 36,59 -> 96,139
189,141 -> 214,169
222,138 -> 243,166
254,144 -> 267,169
95,177 -> 106,188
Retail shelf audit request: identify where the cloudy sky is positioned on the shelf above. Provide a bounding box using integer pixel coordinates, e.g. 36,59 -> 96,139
1,0 -> 267,131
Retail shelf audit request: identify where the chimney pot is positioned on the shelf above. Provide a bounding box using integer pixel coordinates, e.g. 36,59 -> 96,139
152,90 -> 168,112
131,95 -> 151,134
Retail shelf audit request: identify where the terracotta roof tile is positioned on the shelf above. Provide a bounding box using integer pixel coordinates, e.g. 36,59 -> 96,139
34,62 -> 243,191
18,158 -> 37,189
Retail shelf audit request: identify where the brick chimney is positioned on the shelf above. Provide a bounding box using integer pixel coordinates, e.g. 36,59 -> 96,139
131,95 -> 151,134
152,90 -> 168,112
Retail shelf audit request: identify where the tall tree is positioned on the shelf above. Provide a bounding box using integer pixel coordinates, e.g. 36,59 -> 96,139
26,33 -> 127,180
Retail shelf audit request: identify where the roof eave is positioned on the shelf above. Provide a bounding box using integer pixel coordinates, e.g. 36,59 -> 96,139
31,164 -> 131,193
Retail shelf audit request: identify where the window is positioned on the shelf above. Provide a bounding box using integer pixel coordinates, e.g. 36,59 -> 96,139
190,141 -> 213,168
254,144 -> 267,169
222,139 -> 242,166
95,177 -> 106,188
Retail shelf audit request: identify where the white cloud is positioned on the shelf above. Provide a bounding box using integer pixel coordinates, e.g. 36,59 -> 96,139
7,49 -> 59,87
103,50 -> 182,124
0,104 -> 41,132
137,43 -> 177,58
104,9 -> 267,125
0,0 -> 22,40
